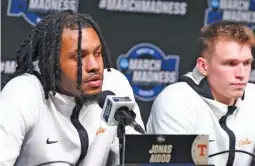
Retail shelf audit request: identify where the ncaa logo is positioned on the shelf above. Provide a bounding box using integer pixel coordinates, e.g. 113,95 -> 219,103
204,0 -> 255,31
156,136 -> 166,144
7,0 -> 79,26
117,43 -> 180,101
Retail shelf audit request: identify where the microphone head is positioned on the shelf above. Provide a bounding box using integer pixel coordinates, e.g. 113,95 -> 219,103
97,90 -> 115,108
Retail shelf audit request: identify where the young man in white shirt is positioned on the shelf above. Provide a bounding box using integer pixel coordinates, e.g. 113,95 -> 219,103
147,21 -> 255,166
0,10 -> 144,166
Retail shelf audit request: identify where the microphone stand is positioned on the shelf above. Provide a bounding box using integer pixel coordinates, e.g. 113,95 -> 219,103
117,123 -> 126,166
116,107 -> 140,166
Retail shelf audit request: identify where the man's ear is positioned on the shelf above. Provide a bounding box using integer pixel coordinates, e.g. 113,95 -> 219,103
196,57 -> 208,76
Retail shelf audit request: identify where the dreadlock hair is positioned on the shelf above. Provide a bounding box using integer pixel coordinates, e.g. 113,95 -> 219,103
3,10 -> 112,100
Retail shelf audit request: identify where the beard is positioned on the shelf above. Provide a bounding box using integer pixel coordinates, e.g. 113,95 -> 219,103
73,93 -> 100,111
81,93 -> 100,106
56,84 -> 101,107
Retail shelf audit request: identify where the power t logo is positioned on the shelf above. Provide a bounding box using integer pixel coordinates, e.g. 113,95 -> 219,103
117,43 -> 180,101
7,0 -> 79,26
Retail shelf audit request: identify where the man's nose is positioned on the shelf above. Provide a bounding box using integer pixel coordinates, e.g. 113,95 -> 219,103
235,64 -> 245,80
84,55 -> 100,73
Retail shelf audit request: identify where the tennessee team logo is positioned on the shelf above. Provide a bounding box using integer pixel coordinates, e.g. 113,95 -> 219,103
191,135 -> 209,165
7,0 -> 79,26
96,127 -> 106,135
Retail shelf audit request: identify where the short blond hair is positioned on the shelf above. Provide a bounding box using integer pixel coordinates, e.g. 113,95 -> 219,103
197,21 -> 255,57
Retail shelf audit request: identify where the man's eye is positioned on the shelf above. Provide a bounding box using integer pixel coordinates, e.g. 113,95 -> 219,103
244,61 -> 252,66
95,52 -> 101,57
224,61 -> 236,66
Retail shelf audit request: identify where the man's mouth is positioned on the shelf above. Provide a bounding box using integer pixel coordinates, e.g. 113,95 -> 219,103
83,75 -> 103,88
230,83 -> 247,88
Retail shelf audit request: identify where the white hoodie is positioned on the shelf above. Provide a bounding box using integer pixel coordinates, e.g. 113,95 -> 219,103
0,68 -> 144,166
146,68 -> 255,166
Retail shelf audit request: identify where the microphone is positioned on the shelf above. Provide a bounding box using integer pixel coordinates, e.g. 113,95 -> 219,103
97,90 -> 145,134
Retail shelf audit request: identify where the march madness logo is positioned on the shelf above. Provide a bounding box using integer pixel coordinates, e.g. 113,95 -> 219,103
204,0 -> 255,30
1,60 -> 17,74
117,43 -> 180,101
98,0 -> 188,16
7,0 -> 79,26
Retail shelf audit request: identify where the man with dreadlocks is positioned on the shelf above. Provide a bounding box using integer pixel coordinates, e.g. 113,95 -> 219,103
0,10 -> 144,166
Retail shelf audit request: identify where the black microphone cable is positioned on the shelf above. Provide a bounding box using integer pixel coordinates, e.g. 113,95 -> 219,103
209,149 -> 255,166
209,149 -> 255,158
